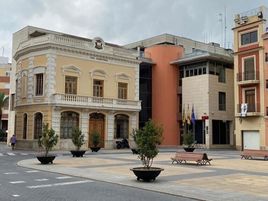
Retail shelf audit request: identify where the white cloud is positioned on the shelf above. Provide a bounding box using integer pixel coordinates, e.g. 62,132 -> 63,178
0,0 -> 267,60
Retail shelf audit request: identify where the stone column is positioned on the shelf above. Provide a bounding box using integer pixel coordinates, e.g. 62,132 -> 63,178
107,112 -> 115,148
27,57 -> 34,103
81,111 -> 89,141
46,53 -> 56,100
52,107 -> 61,148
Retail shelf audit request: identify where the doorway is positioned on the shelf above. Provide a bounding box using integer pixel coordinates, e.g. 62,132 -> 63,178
89,113 -> 105,148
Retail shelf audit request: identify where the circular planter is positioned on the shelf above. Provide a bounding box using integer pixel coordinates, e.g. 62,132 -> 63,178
90,147 -> 101,152
183,147 -> 195,152
70,150 -> 86,157
36,155 -> 56,164
130,167 -> 164,182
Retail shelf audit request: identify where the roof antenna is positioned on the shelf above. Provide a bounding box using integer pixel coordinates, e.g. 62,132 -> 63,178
1,47 -> 4,56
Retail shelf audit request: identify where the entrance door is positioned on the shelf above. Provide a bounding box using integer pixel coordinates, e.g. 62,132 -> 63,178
89,113 -> 105,148
243,131 -> 259,150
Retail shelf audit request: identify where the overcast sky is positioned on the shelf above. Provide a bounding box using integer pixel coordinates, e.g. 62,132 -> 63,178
0,0 -> 267,60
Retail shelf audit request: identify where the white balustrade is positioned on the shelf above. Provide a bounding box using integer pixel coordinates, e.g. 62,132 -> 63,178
52,93 -> 141,111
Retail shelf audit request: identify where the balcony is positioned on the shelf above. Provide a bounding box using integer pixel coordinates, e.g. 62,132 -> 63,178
51,93 -> 141,111
237,103 -> 260,116
237,71 -> 259,85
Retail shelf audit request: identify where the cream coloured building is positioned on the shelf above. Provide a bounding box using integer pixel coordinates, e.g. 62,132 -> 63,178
9,26 -> 141,150
0,56 -> 11,132
233,6 -> 268,150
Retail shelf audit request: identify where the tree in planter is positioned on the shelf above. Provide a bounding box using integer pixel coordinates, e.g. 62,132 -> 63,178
131,120 -> 164,182
38,124 -> 58,157
135,120 -> 163,168
90,130 -> 101,152
72,127 -> 85,151
37,124 -> 58,164
182,130 -> 196,152
70,127 -> 86,157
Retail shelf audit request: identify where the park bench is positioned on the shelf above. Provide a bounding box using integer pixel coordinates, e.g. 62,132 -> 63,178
241,149 -> 268,160
171,152 -> 212,165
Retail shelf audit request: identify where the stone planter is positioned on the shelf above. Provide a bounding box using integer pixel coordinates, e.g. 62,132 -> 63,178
70,150 -> 86,157
130,167 -> 164,182
183,147 -> 195,152
36,155 -> 56,164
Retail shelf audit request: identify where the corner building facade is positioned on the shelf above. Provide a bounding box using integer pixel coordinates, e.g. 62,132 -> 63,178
11,26 -> 141,150
233,6 -> 268,150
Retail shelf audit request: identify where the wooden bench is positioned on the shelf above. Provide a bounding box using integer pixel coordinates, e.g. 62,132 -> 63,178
171,152 -> 212,165
241,149 -> 268,160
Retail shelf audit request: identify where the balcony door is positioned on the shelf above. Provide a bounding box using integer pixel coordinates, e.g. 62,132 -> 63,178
244,57 -> 255,80
245,89 -> 255,112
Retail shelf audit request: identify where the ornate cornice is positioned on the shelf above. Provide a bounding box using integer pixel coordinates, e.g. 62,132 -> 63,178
14,42 -> 141,66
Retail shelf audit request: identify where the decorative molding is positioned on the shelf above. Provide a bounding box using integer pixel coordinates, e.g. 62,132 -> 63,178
92,37 -> 105,50
115,72 -> 131,81
89,69 -> 107,79
62,65 -> 81,76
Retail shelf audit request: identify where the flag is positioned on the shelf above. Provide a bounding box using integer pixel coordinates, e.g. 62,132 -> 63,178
182,105 -> 186,126
191,105 -> 196,125
186,104 -> 191,125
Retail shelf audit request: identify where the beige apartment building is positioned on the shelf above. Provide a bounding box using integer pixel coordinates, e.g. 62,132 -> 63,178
9,26 -> 141,150
0,57 -> 11,132
233,6 -> 268,150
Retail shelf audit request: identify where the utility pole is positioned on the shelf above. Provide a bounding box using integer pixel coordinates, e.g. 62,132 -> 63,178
224,6 -> 227,49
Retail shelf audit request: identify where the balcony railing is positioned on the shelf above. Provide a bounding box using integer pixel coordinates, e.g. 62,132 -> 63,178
237,71 -> 259,82
237,103 -> 260,114
16,34 -> 138,59
52,93 -> 141,111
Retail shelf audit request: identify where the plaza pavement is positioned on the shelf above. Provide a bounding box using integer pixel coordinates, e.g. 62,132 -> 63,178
18,148 -> 268,201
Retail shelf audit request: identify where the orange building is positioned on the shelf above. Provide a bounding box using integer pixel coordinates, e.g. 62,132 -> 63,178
125,34 -> 233,148
145,45 -> 183,146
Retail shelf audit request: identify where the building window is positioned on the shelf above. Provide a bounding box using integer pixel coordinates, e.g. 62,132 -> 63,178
3,97 -> 9,110
65,76 -> 77,94
93,80 -> 103,97
23,113 -> 27,139
241,30 -> 258,46
245,89 -> 256,112
219,92 -> 226,111
34,112 -> 43,139
266,80 -> 268,89
60,111 -> 79,139
265,53 -> 268,62
11,94 -> 15,111
35,73 -> 43,96
217,65 -> 225,83
118,82 -> 127,99
243,57 -> 255,80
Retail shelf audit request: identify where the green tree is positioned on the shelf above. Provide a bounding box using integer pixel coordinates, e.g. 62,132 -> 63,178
134,120 -> 163,169
0,93 -> 8,129
71,127 -> 85,151
38,124 -> 58,156
90,130 -> 100,147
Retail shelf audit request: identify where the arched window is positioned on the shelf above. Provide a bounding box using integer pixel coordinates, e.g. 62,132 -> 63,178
60,111 -> 79,139
23,113 -> 27,139
34,113 -> 43,139
114,114 -> 129,139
